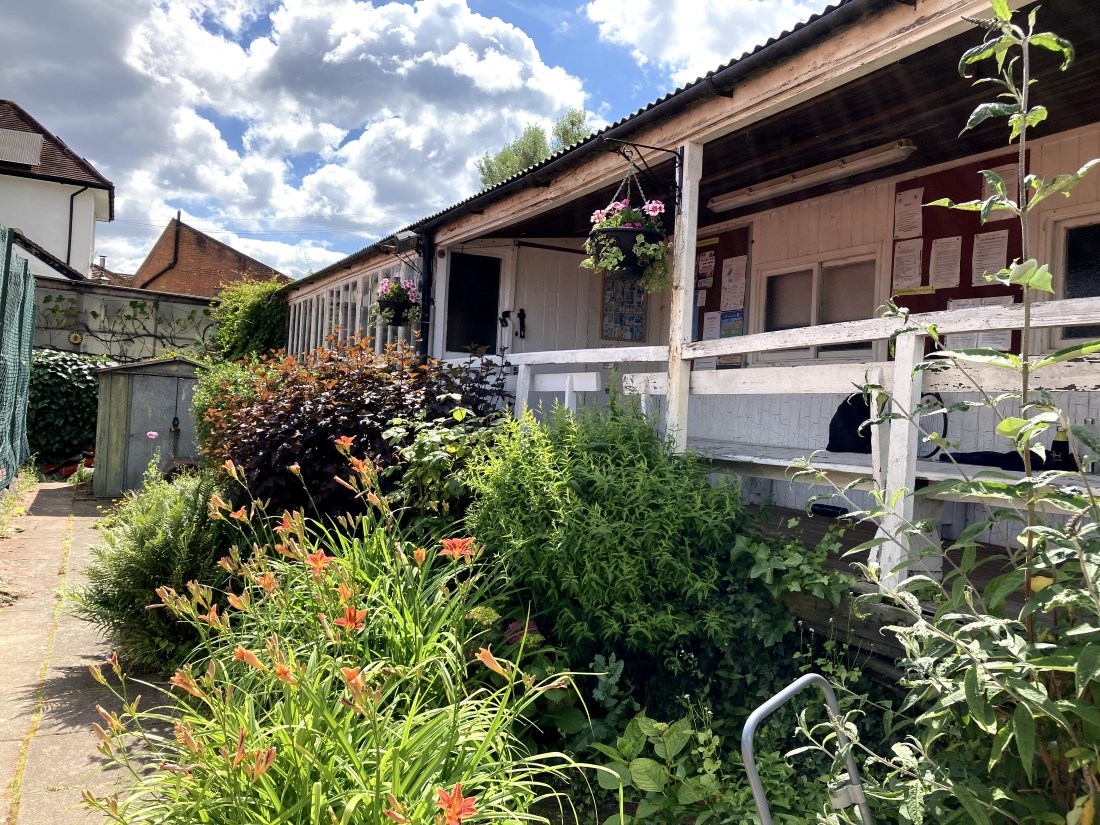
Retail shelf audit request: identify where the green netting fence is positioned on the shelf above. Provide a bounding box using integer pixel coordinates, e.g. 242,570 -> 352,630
0,225 -> 34,491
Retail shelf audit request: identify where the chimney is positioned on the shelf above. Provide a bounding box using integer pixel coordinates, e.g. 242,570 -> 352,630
99,255 -> 106,270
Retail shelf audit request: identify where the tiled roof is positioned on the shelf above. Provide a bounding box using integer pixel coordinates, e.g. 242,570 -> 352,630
0,100 -> 114,217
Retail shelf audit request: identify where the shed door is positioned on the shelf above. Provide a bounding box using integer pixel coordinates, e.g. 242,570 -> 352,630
124,376 -> 199,488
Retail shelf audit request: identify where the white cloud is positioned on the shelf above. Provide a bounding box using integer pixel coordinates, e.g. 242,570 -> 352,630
3,0 -> 590,277
585,0 -> 831,87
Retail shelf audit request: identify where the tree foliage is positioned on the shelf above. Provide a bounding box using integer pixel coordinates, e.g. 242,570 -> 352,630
211,279 -> 287,362
475,109 -> 592,189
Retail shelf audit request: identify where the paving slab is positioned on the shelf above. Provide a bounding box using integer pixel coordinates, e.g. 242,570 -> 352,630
0,482 -> 117,825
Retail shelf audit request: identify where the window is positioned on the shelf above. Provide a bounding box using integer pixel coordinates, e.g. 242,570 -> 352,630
759,256 -> 876,359
446,252 -> 501,355
1062,221 -> 1100,340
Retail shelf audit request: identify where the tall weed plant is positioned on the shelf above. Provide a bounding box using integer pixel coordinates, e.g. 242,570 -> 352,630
83,454 -> 586,825
798,5 -> 1100,823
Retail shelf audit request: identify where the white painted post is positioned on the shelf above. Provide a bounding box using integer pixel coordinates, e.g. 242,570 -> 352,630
563,374 -> 576,413
515,364 -> 532,418
666,141 -> 704,452
872,331 -> 932,589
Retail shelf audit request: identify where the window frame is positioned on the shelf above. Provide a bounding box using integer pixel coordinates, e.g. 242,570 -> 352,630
751,244 -> 884,365
1047,207 -> 1100,350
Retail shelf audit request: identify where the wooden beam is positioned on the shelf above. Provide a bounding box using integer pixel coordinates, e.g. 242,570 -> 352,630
667,141 -> 704,452
506,345 -> 667,366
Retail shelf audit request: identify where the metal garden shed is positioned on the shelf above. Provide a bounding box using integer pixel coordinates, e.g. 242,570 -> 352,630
92,357 -> 204,498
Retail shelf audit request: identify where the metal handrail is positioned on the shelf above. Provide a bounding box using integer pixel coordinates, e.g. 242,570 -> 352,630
741,673 -> 873,824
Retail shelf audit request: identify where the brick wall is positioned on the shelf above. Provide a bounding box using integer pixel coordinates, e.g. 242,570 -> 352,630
133,220 -> 286,298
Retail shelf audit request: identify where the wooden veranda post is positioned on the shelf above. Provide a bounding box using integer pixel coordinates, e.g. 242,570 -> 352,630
666,141 -> 703,452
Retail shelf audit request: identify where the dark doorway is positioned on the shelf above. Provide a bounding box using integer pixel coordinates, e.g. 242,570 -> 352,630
446,252 -> 501,354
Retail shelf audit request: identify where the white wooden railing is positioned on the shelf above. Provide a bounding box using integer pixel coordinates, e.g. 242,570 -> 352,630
509,296 -> 1100,586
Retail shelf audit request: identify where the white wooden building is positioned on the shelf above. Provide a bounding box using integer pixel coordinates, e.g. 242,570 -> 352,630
283,0 -> 1100,586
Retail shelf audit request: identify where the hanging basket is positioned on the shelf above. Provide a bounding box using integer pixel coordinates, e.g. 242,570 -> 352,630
376,298 -> 416,326
588,227 -> 666,279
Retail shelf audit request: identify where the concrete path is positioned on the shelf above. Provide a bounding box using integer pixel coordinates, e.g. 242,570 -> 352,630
0,482 -> 119,825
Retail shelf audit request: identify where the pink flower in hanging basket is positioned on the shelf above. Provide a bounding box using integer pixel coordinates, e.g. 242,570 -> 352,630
643,199 -> 665,216
147,431 -> 158,439
590,209 -> 606,223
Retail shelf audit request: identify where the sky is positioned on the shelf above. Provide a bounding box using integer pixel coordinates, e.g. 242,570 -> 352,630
2,0 -> 831,278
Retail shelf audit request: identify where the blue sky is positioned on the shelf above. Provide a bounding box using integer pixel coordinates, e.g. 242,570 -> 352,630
2,0 -> 830,277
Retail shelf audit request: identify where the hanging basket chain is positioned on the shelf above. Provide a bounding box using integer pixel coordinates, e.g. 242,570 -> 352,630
608,150 -> 649,208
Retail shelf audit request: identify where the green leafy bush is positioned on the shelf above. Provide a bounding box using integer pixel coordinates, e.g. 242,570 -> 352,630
71,466 -> 233,672
27,349 -> 107,463
191,358 -> 261,464
465,401 -> 830,722
199,339 -> 508,520
211,278 -> 287,361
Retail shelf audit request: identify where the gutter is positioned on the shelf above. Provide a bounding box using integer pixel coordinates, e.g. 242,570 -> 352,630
66,186 -> 88,266
141,211 -> 182,290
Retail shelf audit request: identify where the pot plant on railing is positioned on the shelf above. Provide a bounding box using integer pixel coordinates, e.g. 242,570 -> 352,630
370,277 -> 421,326
581,195 -> 671,292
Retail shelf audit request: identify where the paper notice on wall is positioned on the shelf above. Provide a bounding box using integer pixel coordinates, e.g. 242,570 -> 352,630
972,229 -> 1009,285
929,236 -> 962,289
894,188 -> 923,239
944,297 -> 980,349
977,295 -> 1014,350
981,164 -> 1019,222
720,256 -> 747,310
696,289 -> 707,307
701,311 -> 721,340
892,238 -> 923,291
696,277 -> 714,289
697,250 -> 716,276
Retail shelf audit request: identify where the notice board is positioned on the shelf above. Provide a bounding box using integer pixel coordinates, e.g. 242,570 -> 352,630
890,153 -> 1024,350
693,226 -> 751,368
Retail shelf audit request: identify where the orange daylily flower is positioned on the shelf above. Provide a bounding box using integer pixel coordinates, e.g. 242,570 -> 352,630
170,667 -> 206,700
304,550 -> 333,578
341,666 -> 366,701
227,592 -> 251,611
255,571 -> 278,592
274,511 -> 295,536
173,721 -> 203,754
436,783 -> 478,825
223,459 -> 239,479
336,582 -> 354,604
334,435 -> 356,452
233,646 -> 267,671
273,663 -> 298,686
229,506 -> 249,522
413,547 -> 426,567
439,537 -> 477,561
246,747 -> 277,781
384,793 -> 409,824
475,646 -> 508,679
333,606 -> 368,632
288,463 -> 301,476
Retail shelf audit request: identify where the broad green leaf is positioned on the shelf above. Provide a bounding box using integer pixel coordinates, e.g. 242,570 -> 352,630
1031,339 -> 1100,370
662,716 -> 692,760
996,417 -> 1029,438
981,168 -> 1008,198
634,800 -> 662,820
1014,702 -> 1036,784
1005,259 -> 1052,292
677,778 -> 708,805
1030,160 -> 1100,207
964,102 -> 1019,134
635,714 -> 660,738
989,724 -> 1014,772
965,666 -> 997,733
936,348 -> 1020,369
597,762 -> 631,791
547,706 -> 588,734
957,787 -> 992,825
628,758 -> 669,792
1078,644 -> 1100,698
959,39 -> 1012,77
1071,424 -> 1100,462
618,718 -> 646,760
990,0 -> 1010,21
1030,32 -> 1075,69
